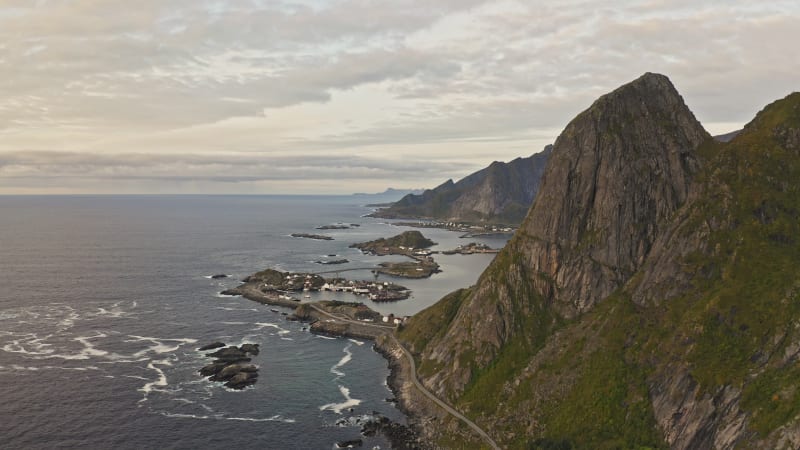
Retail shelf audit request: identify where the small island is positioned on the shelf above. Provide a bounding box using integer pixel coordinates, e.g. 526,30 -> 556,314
350,231 -> 440,278
291,233 -> 334,241
316,224 -> 351,230
314,258 -> 350,265
441,242 -> 500,255
350,230 -> 435,255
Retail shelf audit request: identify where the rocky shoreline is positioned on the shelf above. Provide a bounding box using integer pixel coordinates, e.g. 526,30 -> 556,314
373,336 -> 484,449
219,270 -> 433,448
373,339 -> 435,450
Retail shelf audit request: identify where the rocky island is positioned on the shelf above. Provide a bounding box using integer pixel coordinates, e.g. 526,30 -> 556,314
224,268 -> 411,305
440,242 -> 500,255
316,224 -> 351,230
350,230 -> 441,278
291,233 -> 334,241
314,258 -> 349,265
198,342 -> 260,390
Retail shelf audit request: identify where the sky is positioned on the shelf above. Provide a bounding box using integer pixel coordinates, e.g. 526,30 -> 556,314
0,0 -> 798,194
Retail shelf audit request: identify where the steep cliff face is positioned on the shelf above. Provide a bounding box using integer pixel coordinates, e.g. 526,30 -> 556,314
411,72 -> 709,399
520,72 -> 708,314
373,147 -> 551,225
398,75 -> 800,449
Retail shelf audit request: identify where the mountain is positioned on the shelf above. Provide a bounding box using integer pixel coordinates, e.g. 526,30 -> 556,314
353,187 -> 426,197
371,147 -> 552,225
395,73 -> 800,449
714,130 -> 743,142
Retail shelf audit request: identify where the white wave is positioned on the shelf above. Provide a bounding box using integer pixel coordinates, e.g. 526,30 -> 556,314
254,322 -> 291,335
348,338 -> 365,346
2,333 -> 55,356
126,335 -> 197,358
123,375 -> 150,381
215,307 -> 258,312
215,292 -> 241,298
159,412 -> 295,423
330,344 -> 353,378
95,306 -> 128,318
280,337 -> 294,341
319,385 -> 362,414
225,415 -> 296,423
58,311 -> 80,328
315,335 -> 337,340
9,364 -> 98,372
0,312 -> 20,320
52,365 -> 100,371
23,334 -> 114,361
160,412 -> 210,420
138,359 -> 171,403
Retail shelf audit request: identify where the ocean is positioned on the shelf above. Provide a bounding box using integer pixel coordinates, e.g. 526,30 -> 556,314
0,195 -> 504,449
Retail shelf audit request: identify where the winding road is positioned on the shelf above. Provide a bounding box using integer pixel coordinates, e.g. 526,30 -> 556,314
389,335 -> 501,450
306,303 -> 500,449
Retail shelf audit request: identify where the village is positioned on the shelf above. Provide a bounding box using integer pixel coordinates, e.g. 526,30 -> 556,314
231,268 -> 411,302
392,220 -> 515,237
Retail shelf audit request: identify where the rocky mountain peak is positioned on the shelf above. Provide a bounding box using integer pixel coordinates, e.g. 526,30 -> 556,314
397,82 -> 800,449
411,73 -> 710,399
520,72 -> 709,314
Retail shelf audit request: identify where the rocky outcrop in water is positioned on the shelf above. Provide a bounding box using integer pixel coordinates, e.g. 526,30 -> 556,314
198,343 -> 260,390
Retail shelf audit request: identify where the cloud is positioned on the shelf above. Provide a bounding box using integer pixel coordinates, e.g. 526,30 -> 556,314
0,0 -> 798,193
0,150 -> 479,194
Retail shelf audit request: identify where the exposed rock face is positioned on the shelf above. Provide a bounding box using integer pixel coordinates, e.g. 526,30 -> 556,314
373,146 -> 552,225
398,76 -> 800,449
417,72 -> 710,396
520,72 -> 708,315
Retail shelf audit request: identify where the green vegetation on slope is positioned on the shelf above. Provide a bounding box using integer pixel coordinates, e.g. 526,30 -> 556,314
655,93 -> 800,437
403,93 -> 800,448
399,287 -> 470,357
351,230 -> 435,252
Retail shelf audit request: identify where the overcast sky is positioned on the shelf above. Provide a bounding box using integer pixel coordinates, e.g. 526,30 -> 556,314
0,0 -> 798,194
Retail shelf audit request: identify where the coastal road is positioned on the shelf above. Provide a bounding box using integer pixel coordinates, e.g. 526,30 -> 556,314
311,267 -> 377,275
306,303 -> 395,331
305,302 -> 499,448
390,335 -> 501,450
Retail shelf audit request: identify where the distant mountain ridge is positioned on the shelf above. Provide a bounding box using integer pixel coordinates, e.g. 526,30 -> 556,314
371,146 -> 552,225
353,187 -> 425,196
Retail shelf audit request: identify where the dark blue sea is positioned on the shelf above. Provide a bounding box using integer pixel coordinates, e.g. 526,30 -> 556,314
0,195 -> 504,449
